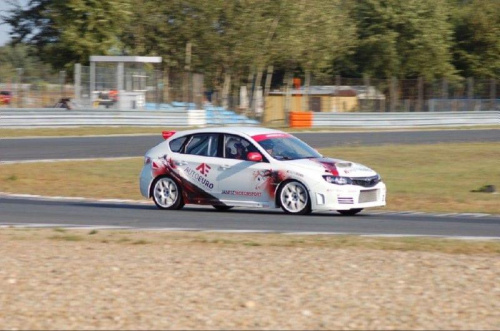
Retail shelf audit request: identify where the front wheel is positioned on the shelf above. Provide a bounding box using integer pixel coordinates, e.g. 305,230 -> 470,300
338,208 -> 363,216
152,176 -> 184,210
278,180 -> 311,215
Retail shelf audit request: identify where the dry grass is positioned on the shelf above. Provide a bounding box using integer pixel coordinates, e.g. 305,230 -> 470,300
2,228 -> 500,254
320,143 -> 500,214
0,143 -> 498,214
0,126 -> 178,138
0,125 -> 498,138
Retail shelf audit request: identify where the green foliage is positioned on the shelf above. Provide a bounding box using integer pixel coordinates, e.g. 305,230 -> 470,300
351,0 -> 457,79
1,0 -> 498,80
0,44 -> 54,81
451,0 -> 500,78
2,0 -> 132,69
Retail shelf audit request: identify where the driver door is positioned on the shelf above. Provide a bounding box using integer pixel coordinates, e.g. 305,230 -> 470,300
213,134 -> 274,207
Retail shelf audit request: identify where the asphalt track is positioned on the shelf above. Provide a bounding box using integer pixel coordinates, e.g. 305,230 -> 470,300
1,195 -> 499,238
1,129 -> 499,238
1,129 -> 499,161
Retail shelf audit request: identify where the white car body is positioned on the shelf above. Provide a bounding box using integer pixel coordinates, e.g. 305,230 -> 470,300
139,127 -> 386,215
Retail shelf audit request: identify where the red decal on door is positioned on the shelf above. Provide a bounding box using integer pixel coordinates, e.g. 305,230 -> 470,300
196,163 -> 211,176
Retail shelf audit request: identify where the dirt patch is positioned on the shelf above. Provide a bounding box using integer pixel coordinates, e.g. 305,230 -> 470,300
1,229 -> 499,330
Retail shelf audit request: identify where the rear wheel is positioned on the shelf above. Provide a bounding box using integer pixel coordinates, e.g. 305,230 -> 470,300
338,208 -> 363,216
212,205 -> 233,211
278,180 -> 311,215
152,176 -> 184,210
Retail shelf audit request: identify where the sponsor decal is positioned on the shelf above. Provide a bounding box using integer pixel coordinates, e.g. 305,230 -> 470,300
185,166 -> 214,190
253,169 -> 287,198
286,170 -> 304,177
151,155 -> 219,204
196,162 -> 211,176
222,190 -> 262,197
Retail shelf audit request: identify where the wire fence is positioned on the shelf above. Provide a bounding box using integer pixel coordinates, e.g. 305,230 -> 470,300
1,66 -> 498,115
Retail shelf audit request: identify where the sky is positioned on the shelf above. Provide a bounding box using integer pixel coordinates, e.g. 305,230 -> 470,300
0,0 -> 29,46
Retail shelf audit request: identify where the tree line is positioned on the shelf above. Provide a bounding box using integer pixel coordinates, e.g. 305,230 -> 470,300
1,0 -> 499,90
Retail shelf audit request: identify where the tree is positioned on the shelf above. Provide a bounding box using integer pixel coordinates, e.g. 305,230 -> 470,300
350,0 -> 457,79
451,0 -> 500,78
2,0 -> 132,69
0,44 -> 54,81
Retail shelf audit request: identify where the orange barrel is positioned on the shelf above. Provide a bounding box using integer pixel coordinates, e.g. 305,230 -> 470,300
289,111 -> 312,128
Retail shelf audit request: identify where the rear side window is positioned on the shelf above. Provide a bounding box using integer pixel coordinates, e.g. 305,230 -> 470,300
169,136 -> 187,153
185,133 -> 220,157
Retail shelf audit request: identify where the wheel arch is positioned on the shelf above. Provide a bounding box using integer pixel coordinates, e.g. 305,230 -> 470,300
274,178 -> 312,208
149,174 -> 181,199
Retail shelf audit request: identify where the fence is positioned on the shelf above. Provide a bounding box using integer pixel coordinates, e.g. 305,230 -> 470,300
1,66 -> 499,116
1,108 -> 497,128
0,108 -> 205,127
310,111 -> 500,128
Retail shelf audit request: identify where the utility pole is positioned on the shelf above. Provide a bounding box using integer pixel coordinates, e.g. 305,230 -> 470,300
184,41 -> 192,105
16,68 -> 23,108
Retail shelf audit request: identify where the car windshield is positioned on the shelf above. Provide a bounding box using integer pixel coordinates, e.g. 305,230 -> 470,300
257,136 -> 322,161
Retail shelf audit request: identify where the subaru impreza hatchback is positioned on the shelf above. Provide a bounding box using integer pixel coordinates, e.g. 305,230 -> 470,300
140,127 -> 386,215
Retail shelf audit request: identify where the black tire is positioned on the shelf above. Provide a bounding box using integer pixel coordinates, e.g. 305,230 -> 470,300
338,208 -> 363,216
278,180 -> 312,215
212,205 -> 233,211
151,176 -> 184,210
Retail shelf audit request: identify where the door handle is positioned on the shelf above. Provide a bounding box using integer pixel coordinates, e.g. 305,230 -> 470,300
176,160 -> 188,166
219,165 -> 230,170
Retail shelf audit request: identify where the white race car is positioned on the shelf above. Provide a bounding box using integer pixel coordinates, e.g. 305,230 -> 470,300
139,127 -> 386,215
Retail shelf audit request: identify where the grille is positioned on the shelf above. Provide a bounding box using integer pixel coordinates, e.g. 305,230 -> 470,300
351,175 -> 380,188
338,197 -> 354,204
359,189 -> 379,203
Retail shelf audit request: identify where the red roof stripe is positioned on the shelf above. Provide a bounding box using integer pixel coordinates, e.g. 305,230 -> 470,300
251,133 -> 292,142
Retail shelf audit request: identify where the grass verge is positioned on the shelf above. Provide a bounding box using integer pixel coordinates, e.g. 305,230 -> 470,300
0,125 -> 498,138
1,228 -> 500,254
0,142 -> 498,214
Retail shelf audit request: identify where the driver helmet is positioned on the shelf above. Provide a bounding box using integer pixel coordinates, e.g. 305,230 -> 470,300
227,139 -> 244,158
260,139 -> 275,154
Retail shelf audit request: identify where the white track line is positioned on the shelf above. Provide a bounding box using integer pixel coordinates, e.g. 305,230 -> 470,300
0,156 -> 138,165
1,223 -> 500,240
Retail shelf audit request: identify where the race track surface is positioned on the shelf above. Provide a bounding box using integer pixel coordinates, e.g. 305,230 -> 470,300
1,129 -> 498,238
1,196 -> 499,239
1,129 -> 499,162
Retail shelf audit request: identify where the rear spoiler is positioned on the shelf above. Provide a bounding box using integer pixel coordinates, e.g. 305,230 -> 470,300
162,131 -> 176,140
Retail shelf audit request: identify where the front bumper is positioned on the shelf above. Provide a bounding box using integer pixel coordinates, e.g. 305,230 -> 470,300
310,181 -> 386,211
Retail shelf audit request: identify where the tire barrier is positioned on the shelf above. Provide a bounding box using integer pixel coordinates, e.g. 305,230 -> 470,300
289,111 -> 313,128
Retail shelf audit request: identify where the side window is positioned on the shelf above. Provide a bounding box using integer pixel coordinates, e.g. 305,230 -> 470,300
185,134 -> 219,157
224,134 -> 259,160
169,136 -> 187,153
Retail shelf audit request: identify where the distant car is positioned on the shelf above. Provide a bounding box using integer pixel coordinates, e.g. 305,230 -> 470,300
139,127 -> 386,215
0,91 -> 12,105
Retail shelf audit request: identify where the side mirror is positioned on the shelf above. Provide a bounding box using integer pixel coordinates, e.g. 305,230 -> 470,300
247,152 -> 263,162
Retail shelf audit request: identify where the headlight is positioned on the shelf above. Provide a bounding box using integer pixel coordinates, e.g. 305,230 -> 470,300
323,175 -> 352,185
144,156 -> 152,165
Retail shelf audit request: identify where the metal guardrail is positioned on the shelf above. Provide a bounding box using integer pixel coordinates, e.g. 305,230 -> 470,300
0,108 -> 498,128
0,108 -> 206,127
312,111 -> 499,128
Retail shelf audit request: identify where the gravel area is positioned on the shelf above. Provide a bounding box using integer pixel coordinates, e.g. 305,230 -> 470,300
1,229 -> 499,330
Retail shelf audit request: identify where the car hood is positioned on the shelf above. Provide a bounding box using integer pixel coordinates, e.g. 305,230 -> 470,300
284,157 -> 378,177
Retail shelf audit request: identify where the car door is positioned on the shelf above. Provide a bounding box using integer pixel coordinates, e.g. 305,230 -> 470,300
170,133 -> 221,205
212,134 -> 274,207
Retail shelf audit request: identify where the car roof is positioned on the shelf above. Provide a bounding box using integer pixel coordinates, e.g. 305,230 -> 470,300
171,126 -> 285,139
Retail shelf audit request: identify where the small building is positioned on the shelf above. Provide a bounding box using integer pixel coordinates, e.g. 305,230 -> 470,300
263,85 -> 385,124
